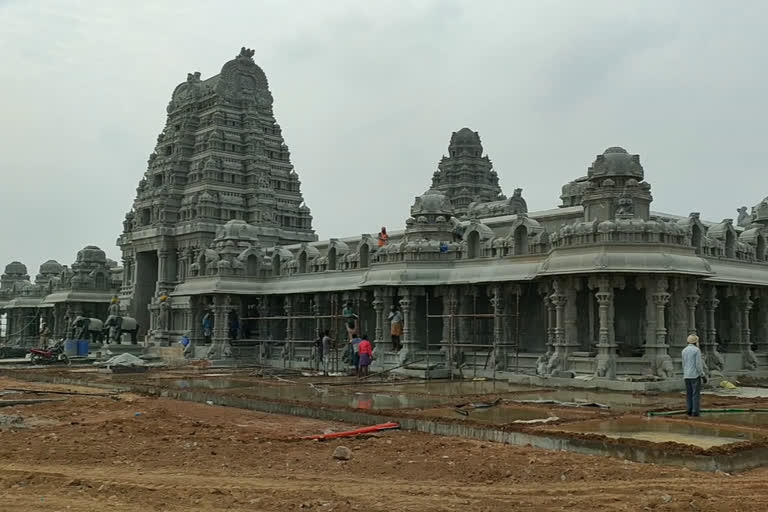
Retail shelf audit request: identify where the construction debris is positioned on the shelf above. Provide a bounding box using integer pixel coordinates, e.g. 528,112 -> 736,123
303,422 -> 400,441
96,353 -> 146,368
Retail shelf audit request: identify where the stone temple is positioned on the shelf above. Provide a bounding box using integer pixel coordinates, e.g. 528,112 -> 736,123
2,47 -> 768,383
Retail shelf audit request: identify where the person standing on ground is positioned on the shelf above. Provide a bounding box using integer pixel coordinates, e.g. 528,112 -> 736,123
322,329 -> 332,375
313,330 -> 324,372
682,334 -> 705,417
348,333 -> 362,375
388,306 -> 403,351
357,334 -> 373,377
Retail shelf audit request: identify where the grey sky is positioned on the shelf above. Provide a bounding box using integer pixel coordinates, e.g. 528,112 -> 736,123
1,0 -> 767,276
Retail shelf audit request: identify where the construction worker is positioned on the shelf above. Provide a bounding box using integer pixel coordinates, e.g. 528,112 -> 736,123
377,227 -> 389,247
342,302 -> 358,340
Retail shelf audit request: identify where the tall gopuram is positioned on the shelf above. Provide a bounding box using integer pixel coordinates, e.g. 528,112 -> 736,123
117,47 -> 316,334
430,128 -> 506,217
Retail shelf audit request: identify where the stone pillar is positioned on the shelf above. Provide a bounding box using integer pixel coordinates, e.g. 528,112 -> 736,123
447,287 -> 459,363
183,305 -> 193,336
536,291 -> 555,376
121,257 -> 130,289
490,285 -> 505,370
208,295 -> 229,360
547,280 -> 568,373
177,250 -> 187,282
352,291 -> 363,336
398,289 -> 415,364
738,290 -> 758,370
372,288 -> 387,352
668,279 -> 689,353
284,296 -> 295,361
593,277 -> 616,379
647,277 -> 674,379
564,280 -> 580,355
702,285 -> 724,371
257,297 -> 271,359
313,293 -> 323,340
685,291 -> 699,335
157,248 -> 168,288
457,286 -> 474,348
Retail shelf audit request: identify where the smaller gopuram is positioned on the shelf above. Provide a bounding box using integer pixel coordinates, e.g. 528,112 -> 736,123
430,128 -> 505,217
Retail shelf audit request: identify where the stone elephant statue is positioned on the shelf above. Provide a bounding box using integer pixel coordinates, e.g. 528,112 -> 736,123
72,316 -> 104,343
103,315 -> 140,344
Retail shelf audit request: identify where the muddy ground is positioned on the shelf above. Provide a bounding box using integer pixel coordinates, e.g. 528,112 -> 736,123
0,376 -> 766,511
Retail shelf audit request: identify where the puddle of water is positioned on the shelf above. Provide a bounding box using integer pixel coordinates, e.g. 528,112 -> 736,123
420,405 -> 555,424
512,390 -> 676,411
698,412 -> 768,427
548,417 -> 757,449
223,384 -> 445,410
169,379 -> 253,390
375,380 -> 534,396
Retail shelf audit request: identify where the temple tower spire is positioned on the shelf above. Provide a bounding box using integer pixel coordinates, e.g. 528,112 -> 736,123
430,128 -> 504,217
118,47 -> 316,334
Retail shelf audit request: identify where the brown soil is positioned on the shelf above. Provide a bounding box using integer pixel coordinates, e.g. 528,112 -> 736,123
0,377 -> 766,511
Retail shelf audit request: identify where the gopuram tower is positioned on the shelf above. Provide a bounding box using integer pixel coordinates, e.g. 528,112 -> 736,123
430,128 -> 505,217
118,47 -> 316,334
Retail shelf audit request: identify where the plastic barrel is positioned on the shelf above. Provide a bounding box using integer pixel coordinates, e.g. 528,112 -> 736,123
77,340 -> 89,357
64,340 -> 78,357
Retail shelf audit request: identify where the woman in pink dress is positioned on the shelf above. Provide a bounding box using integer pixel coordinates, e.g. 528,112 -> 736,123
357,334 -> 373,377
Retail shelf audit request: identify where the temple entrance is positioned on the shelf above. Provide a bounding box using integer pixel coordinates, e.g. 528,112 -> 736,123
134,250 -> 159,338
715,294 -> 737,352
614,287 -> 645,356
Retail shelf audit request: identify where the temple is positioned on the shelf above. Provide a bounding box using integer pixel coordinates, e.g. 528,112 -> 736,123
116,47 -> 316,339
0,248 -> 121,345
2,48 -> 768,383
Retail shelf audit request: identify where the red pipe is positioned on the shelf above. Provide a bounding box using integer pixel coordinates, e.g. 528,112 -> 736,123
301,422 -> 400,440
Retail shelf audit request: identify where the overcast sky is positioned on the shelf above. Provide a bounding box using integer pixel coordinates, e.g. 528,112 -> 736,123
1,0 -> 766,277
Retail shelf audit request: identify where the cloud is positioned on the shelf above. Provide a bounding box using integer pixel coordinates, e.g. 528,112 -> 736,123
1,0 -> 767,274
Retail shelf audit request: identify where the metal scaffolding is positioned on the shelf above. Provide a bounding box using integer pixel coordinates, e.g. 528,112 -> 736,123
425,288 -> 521,381
236,294 -> 362,373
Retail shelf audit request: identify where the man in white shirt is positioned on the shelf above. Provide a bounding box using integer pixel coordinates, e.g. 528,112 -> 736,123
682,334 -> 704,417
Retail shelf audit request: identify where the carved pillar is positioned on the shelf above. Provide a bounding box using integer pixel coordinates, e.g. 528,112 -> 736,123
121,257 -> 129,288
257,297 -> 271,359
442,286 -> 459,364
457,285 -> 473,348
352,291 -> 364,336
177,250 -> 187,282
593,276 -> 616,379
668,278 -> 689,353
490,285 -> 505,370
564,280 -> 580,355
372,288 -> 387,351
647,276 -> 674,378
208,295 -> 229,360
545,295 -> 555,356
738,290 -> 758,370
546,279 -> 569,373
702,286 -> 724,371
284,296 -> 295,361
313,293 -> 322,340
685,292 -> 700,335
399,288 -> 415,363
157,248 -> 168,287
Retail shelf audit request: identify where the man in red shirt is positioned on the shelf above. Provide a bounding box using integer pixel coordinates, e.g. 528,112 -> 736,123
357,334 -> 373,377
